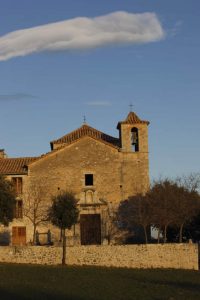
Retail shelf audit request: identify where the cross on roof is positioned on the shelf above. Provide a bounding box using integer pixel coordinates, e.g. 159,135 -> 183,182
129,103 -> 133,112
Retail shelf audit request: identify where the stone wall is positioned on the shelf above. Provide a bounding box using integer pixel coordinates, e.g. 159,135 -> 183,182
28,136 -> 149,204
0,244 -> 198,270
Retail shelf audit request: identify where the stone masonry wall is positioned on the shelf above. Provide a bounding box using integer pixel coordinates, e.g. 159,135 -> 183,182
27,135 -> 149,206
0,244 -> 198,270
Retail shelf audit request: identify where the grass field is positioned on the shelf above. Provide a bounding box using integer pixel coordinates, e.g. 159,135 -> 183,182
0,264 -> 199,300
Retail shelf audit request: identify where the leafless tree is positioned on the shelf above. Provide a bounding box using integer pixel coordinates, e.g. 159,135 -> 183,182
176,172 -> 200,193
23,180 -> 49,244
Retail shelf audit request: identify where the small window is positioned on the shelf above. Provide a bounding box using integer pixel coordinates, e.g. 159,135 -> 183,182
14,200 -> 23,219
12,177 -> 23,195
85,174 -> 93,186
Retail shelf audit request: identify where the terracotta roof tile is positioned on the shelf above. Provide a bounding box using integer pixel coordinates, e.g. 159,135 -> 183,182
50,124 -> 120,149
117,112 -> 149,129
0,157 -> 38,175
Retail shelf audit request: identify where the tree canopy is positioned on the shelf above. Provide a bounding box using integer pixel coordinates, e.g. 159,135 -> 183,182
48,191 -> 79,231
118,176 -> 200,244
149,179 -> 200,242
48,191 -> 79,265
118,194 -> 151,244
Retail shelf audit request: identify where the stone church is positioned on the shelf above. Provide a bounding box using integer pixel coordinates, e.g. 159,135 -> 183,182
0,111 -> 150,246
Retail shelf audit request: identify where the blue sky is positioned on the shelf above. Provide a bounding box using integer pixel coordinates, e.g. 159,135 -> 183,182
0,0 -> 199,179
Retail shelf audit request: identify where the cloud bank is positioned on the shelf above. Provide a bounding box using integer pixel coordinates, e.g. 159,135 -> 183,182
0,11 -> 164,61
0,93 -> 37,101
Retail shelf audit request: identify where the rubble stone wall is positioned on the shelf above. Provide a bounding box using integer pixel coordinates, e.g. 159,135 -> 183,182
0,244 -> 198,270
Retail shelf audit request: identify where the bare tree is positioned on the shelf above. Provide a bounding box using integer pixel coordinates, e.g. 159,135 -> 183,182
23,180 -> 49,244
176,172 -> 200,193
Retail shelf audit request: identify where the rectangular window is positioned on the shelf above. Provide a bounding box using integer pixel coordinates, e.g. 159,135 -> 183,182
12,177 -> 23,195
85,174 -> 93,186
14,200 -> 23,219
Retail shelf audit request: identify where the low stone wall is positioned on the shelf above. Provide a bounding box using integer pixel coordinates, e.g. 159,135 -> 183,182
0,244 -> 198,270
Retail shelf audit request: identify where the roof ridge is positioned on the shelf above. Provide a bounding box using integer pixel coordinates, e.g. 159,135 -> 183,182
51,123 -> 119,146
2,156 -> 38,160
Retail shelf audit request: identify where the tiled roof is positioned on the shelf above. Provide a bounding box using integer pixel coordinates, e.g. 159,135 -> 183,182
117,112 -> 149,129
50,124 -> 120,149
0,157 -> 38,175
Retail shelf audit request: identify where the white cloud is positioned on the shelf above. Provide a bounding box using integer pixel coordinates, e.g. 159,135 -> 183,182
86,101 -> 111,107
0,11 -> 165,61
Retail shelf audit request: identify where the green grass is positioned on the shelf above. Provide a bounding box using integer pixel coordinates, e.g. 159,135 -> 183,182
0,264 -> 199,300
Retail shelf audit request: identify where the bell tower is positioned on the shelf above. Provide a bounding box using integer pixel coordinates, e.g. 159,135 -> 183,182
117,111 -> 150,196
117,111 -> 149,153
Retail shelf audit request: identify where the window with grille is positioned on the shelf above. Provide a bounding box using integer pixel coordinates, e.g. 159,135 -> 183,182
14,200 -> 23,219
12,177 -> 23,195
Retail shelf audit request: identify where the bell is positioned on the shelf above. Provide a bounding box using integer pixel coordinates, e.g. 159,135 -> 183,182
132,132 -> 138,144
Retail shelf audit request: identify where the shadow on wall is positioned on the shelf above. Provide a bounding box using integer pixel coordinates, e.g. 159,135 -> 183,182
0,230 -> 10,246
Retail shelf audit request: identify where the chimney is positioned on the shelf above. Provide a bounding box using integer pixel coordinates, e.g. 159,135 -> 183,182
0,149 -> 7,158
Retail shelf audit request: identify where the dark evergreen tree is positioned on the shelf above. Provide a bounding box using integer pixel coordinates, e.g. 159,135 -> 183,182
48,191 -> 79,265
0,175 -> 16,226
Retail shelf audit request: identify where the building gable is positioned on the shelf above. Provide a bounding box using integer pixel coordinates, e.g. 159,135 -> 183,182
50,124 -> 120,150
28,135 -> 119,169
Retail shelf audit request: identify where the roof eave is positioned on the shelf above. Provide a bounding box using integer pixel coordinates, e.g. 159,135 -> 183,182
0,171 -> 28,176
117,120 -> 150,129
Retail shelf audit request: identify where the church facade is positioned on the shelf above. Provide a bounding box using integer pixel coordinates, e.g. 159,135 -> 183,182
0,111 -> 150,246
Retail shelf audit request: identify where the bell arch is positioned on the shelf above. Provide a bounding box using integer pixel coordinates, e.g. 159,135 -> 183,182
131,127 -> 139,152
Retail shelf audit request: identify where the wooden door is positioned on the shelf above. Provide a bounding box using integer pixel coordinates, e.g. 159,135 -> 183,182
12,226 -> 26,246
80,214 -> 101,245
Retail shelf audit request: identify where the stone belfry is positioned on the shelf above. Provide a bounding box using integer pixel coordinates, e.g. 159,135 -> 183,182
117,111 -> 149,153
117,111 -> 150,197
